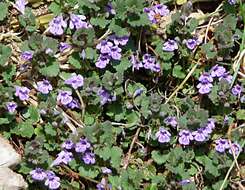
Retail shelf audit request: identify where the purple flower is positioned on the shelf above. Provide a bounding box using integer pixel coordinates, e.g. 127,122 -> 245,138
65,73 -> 84,89
66,99 -> 80,109
203,118 -> 215,134
97,88 -> 116,105
178,179 -> 191,186
97,178 -> 112,190
51,150 -> 73,166
75,138 -> 91,153
57,90 -> 73,105
14,0 -> 27,14
142,54 -> 156,70
154,4 -> 170,16
228,0 -> 236,5
144,4 -> 169,23
6,102 -> 17,113
144,8 -> 156,23
15,86 -> 30,101
109,35 -> 129,46
219,72 -> 232,83
59,42 -> 71,52
30,168 -> 47,181
162,39 -> 178,52
184,38 -> 198,50
110,46 -> 122,60
37,80 -> 52,94
210,65 -> 226,78
178,130 -> 193,145
215,138 -> 229,153
164,116 -> 177,127
21,51 -> 33,61
96,40 -> 113,54
82,151 -> 96,164
62,139 -> 74,150
133,88 -> 144,97
192,128 -> 207,142
150,63 -> 161,72
155,127 -> 171,143
197,73 -> 213,94
69,14 -> 91,30
105,3 -> 116,15
45,48 -> 53,55
45,174 -> 60,190
96,53 -> 111,69
228,142 -> 241,155
130,55 -> 143,71
101,167 -> 112,174
48,15 -> 67,36
231,84 -> 243,96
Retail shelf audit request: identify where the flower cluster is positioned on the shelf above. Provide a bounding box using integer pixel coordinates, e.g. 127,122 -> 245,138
163,37 -> 200,52
37,80 -> 53,94
197,64 -> 244,95
15,86 -> 30,101
162,39 -> 178,52
130,53 -> 160,72
183,38 -> 200,50
215,138 -> 241,155
48,14 -> 91,36
30,168 -> 60,190
95,34 -> 129,68
52,138 -> 95,166
155,118 -> 215,145
144,4 -> 170,24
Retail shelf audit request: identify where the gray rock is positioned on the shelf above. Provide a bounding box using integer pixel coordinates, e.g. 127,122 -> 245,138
0,136 -> 28,189
0,167 -> 28,190
0,136 -> 21,168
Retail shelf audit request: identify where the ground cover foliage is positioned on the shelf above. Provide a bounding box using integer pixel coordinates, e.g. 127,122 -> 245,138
0,0 -> 245,189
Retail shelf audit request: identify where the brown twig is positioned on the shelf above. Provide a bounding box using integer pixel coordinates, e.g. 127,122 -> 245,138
123,126 -> 142,169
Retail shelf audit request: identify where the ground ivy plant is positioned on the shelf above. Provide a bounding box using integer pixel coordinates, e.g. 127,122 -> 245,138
0,0 -> 244,189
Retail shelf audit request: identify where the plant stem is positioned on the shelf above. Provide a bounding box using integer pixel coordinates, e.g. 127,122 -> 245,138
219,140 -> 245,190
165,62 -> 199,104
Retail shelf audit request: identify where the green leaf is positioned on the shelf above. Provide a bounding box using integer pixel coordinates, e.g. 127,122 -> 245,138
39,59 -> 60,77
236,109 -> 245,120
151,150 -> 169,165
0,118 -> 10,125
201,42 -> 217,59
113,57 -> 132,73
0,45 -> 12,66
173,65 -> 185,79
48,2 -> 62,15
195,155 -> 219,177
11,120 -> 35,138
68,53 -> 81,69
110,146 -> 122,168
28,106 -> 40,122
42,36 -> 58,53
0,2 -> 8,21
78,165 -> 99,178
109,19 -> 129,37
85,47 -> 98,60
44,124 -> 57,136
127,13 -> 150,27
90,17 -> 110,28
